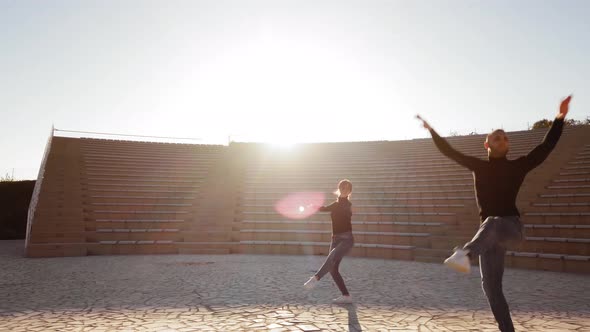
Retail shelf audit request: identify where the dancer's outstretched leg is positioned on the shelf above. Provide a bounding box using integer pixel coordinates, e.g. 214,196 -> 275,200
445,216 -> 522,273
304,232 -> 353,289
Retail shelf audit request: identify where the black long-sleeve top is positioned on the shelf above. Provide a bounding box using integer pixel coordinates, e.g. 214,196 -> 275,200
320,196 -> 353,234
429,119 -> 564,222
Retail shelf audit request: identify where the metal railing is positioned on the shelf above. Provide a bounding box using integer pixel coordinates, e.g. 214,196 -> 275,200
25,126 -> 54,250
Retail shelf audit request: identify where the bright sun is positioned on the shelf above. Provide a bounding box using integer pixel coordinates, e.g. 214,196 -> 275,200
269,139 -> 297,148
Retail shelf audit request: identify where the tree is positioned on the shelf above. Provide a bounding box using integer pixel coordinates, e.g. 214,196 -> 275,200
532,119 -> 553,129
531,117 -> 590,130
0,172 -> 15,182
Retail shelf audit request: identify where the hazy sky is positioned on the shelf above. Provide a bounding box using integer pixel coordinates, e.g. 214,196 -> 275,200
1,0 -> 589,180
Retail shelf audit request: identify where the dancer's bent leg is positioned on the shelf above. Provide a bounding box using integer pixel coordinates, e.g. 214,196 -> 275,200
316,232 -> 354,280
464,216 -> 523,257
329,257 -> 349,296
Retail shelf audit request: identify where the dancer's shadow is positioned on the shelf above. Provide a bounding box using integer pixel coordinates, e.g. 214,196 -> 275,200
344,304 -> 362,332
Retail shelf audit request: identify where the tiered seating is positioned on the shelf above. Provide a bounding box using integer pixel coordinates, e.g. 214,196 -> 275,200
26,137 -> 87,257
518,134 -> 590,273
26,136 -> 230,256
26,126 -> 590,273
236,126 -> 590,273
237,141 -> 475,261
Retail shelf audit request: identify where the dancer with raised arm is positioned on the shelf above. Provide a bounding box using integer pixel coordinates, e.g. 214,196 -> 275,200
416,96 -> 572,332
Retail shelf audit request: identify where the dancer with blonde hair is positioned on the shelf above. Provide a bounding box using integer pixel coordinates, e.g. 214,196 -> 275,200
304,179 -> 355,304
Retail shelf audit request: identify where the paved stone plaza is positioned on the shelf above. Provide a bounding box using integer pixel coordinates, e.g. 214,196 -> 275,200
0,241 -> 589,331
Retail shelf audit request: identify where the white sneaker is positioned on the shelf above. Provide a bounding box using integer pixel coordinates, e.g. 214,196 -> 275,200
444,248 -> 471,273
332,295 -> 353,304
303,276 -> 319,289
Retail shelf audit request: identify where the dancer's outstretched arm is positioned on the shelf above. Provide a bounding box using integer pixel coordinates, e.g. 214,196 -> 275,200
318,202 -> 337,212
519,95 -> 572,171
416,115 -> 483,171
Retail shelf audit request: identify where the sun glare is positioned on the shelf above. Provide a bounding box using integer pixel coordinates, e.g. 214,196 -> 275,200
269,139 -> 297,149
275,192 -> 325,219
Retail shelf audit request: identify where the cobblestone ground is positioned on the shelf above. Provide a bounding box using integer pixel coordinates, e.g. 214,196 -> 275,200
1,241 -> 589,332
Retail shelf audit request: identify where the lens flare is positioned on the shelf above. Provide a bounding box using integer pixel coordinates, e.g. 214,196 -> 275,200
275,192 -> 325,219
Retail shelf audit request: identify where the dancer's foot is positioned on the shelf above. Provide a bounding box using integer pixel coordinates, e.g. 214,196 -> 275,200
332,295 -> 353,304
303,276 -> 319,289
444,248 -> 471,273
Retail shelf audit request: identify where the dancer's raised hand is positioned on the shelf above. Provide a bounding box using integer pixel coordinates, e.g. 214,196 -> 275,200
556,95 -> 572,120
415,114 -> 432,130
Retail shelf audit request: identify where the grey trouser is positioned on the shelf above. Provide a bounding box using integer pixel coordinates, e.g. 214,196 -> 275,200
315,231 -> 354,295
464,216 -> 524,332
